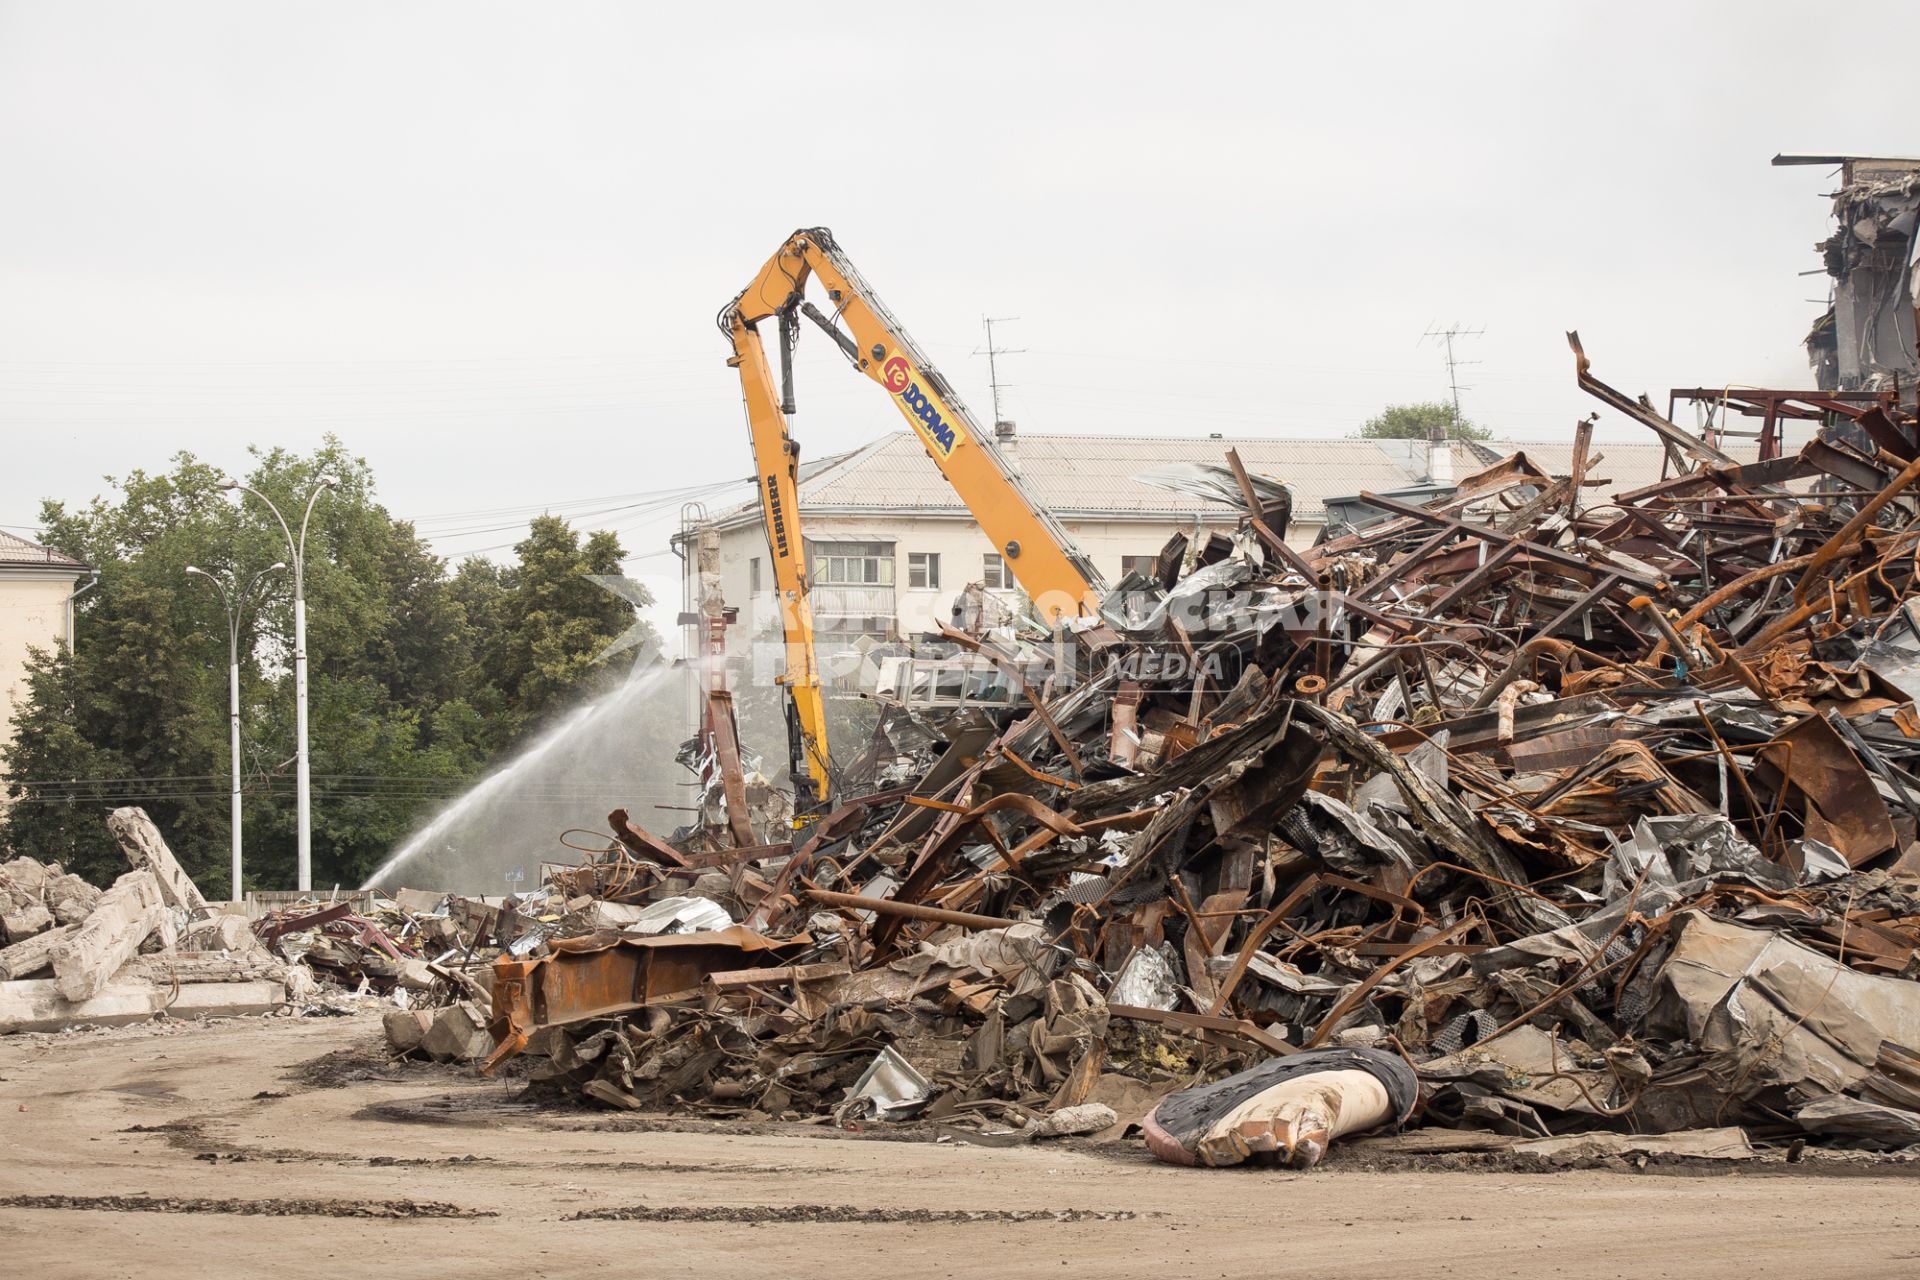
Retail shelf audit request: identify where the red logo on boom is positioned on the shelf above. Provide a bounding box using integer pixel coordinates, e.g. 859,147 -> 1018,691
881,355 -> 911,394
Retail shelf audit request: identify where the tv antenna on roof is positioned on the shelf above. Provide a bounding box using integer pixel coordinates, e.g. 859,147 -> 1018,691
1421,322 -> 1485,418
974,316 -> 1025,429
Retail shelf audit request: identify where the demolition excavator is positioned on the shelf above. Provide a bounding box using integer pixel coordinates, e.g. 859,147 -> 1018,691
720,227 -> 1107,808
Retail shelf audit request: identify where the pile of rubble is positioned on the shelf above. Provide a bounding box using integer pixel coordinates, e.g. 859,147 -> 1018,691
465,343 -> 1920,1164
0,809 -> 290,1031
0,809 -> 512,1049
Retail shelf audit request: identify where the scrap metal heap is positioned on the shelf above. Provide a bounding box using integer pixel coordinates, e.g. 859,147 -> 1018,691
481,337 -> 1920,1159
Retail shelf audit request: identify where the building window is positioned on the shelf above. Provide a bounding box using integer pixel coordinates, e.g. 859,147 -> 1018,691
815,541 -> 895,586
1120,555 -> 1158,579
982,552 -> 1009,590
908,552 -> 940,590
749,557 -> 761,594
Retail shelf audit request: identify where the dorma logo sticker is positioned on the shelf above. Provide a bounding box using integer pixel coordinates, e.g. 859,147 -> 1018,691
881,355 -> 957,455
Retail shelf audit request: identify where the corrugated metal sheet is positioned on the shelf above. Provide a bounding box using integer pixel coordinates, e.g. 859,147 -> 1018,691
769,432 -> 1758,523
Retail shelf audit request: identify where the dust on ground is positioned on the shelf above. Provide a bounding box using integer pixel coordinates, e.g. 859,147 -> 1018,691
5,1014 -> 1920,1280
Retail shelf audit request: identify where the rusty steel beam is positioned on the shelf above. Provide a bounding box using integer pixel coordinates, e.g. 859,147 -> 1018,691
1353,490 -> 1664,590
482,926 -> 809,1074
803,888 -> 1021,932
1569,332 -> 1736,468
608,808 -> 693,869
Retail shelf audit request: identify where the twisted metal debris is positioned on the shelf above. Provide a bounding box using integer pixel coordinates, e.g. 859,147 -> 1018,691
473,339 -> 1920,1159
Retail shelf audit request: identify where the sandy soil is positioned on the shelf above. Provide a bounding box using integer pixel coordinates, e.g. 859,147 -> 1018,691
3,1014 -> 1918,1280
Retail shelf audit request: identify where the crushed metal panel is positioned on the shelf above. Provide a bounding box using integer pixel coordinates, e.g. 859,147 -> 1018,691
1645,912 -> 1920,1102
483,926 -> 810,1072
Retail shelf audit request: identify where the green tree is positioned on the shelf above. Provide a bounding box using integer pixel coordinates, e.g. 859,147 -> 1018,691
0,439 -> 654,891
477,515 -> 650,743
1357,401 -> 1491,442
0,645 -> 129,883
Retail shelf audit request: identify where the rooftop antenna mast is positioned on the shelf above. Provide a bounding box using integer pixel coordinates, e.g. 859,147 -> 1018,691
1419,323 -> 1483,487
976,316 -> 1025,431
1422,322 -> 1485,419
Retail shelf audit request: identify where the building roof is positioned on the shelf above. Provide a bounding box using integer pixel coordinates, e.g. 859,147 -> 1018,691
717,431 -> 1756,527
0,529 -> 87,571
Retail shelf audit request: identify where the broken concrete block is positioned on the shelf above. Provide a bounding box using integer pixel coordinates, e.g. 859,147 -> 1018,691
108,806 -> 208,913
42,873 -> 101,927
49,870 -> 162,1002
384,1008 -> 434,1055
0,978 -> 164,1032
0,856 -> 54,899
420,1002 -> 491,1062
0,923 -> 77,981
391,888 -> 447,915
182,913 -> 263,954
393,957 -> 436,990
120,953 -> 287,985
0,901 -> 53,945
0,858 -> 58,943
138,902 -> 180,955
163,980 -> 283,1021
1514,1127 -> 1755,1162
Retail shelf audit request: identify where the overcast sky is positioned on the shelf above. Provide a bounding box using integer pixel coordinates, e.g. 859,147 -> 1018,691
3,1 -> 1914,639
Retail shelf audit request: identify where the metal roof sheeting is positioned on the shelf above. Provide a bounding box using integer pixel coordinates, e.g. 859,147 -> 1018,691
0,529 -> 86,570
746,432 -> 1756,524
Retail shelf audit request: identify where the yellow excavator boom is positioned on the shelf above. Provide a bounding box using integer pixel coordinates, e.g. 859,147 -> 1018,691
722,310 -> 834,807
722,227 -> 1106,806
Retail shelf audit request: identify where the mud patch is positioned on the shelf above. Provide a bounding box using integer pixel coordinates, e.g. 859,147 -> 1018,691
356,1092 -> 548,1126
1321,1146 -> 1920,1180
286,1040 -> 420,1089
568,1204 -> 1141,1224
0,1194 -> 495,1218
127,1121 -> 830,1176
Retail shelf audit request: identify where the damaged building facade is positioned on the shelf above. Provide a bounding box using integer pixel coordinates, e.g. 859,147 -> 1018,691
1783,153 -> 1920,399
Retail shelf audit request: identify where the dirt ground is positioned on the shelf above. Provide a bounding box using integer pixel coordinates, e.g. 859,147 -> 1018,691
3,1014 -> 1919,1279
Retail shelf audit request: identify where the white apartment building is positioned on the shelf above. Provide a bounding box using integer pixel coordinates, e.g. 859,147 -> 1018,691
684,428 -> 1713,656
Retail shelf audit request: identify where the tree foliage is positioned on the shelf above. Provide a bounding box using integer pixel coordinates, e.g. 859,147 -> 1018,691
0,439 -> 653,890
1357,401 -> 1491,442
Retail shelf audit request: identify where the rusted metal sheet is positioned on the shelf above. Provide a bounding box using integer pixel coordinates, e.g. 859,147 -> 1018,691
482,926 -> 809,1073
1757,714 -> 1898,866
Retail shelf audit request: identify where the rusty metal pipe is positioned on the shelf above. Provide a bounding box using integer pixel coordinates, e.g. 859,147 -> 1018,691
1494,679 -> 1539,744
803,889 -> 1021,932
1649,552 -> 1817,660
1467,636 -> 1625,712
1740,563 -> 1880,656
1794,452 -> 1920,604
1629,595 -> 1707,671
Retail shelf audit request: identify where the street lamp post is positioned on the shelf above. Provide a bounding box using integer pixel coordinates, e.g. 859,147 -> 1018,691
223,478 -> 333,891
186,562 -> 285,901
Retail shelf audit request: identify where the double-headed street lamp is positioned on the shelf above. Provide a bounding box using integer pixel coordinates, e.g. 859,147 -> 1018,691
222,478 -> 333,891
186,562 -> 285,901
